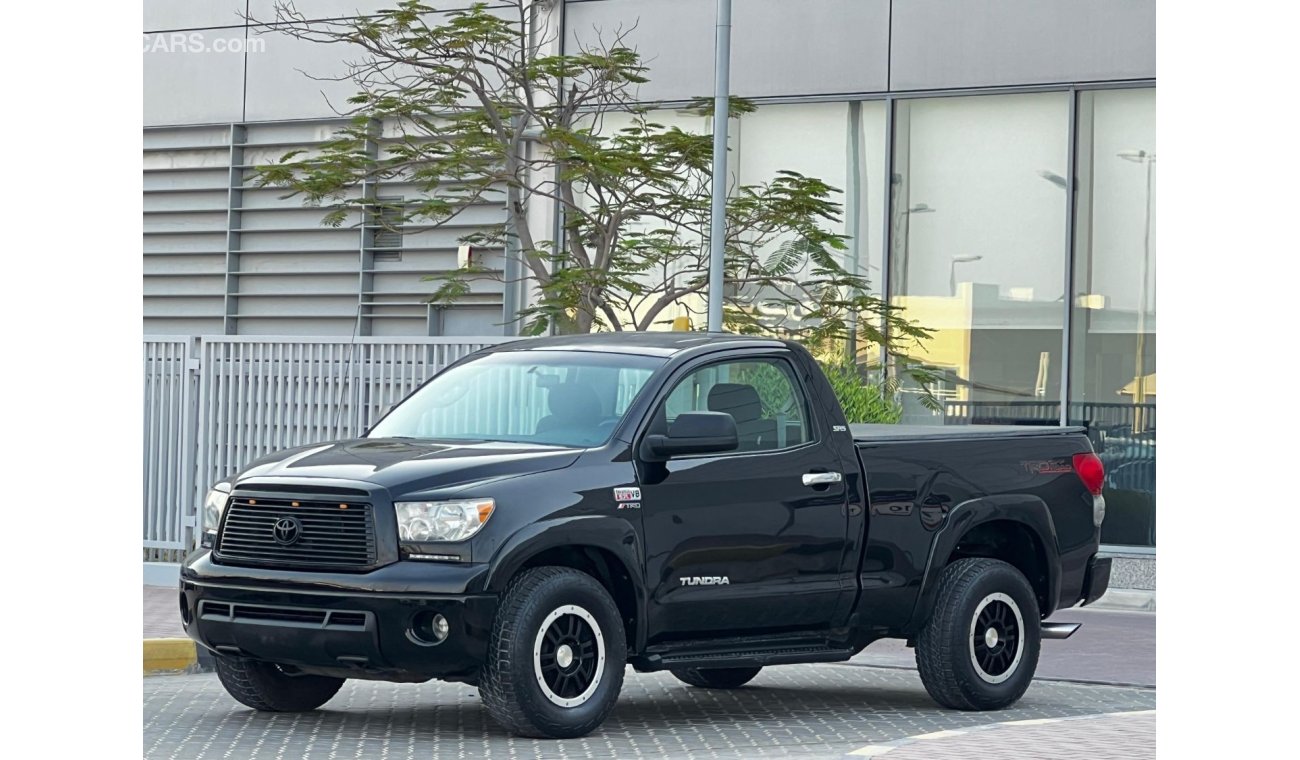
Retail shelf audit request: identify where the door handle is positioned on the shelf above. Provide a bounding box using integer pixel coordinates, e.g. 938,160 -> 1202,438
802,471 -> 843,487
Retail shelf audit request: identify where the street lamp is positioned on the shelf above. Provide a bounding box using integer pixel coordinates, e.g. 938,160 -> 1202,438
949,254 -> 983,296
1118,149 -> 1155,430
895,203 -> 935,294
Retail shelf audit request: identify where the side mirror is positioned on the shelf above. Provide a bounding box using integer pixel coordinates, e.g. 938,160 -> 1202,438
640,411 -> 739,461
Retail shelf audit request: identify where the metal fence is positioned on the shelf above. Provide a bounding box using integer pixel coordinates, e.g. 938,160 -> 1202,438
942,400 -> 1157,434
143,336 -> 516,558
144,338 -> 197,554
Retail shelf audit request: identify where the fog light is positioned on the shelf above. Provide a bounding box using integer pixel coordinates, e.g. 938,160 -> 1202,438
409,610 -> 451,646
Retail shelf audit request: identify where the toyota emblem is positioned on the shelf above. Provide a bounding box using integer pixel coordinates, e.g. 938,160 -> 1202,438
272,516 -> 302,546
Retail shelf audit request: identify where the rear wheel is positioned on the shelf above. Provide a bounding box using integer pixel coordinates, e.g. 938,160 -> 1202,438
671,666 -> 763,689
915,558 -> 1041,711
214,655 -> 345,712
479,566 -> 627,738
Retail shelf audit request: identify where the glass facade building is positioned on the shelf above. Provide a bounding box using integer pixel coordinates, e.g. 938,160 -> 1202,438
144,1 -> 1156,549
621,87 -> 1156,547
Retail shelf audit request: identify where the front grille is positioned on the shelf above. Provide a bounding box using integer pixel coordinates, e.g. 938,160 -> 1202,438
215,495 -> 377,569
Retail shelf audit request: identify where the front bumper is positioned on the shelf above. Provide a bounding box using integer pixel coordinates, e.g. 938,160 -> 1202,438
181,551 -> 497,682
1080,555 -> 1113,607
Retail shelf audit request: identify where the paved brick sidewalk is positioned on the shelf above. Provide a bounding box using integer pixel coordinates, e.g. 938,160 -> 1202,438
851,710 -> 1155,759
146,666 -> 1154,759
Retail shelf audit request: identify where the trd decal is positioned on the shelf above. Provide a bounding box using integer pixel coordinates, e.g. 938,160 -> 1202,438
679,576 -> 730,586
613,487 -> 641,502
617,502 -> 641,510
1022,459 -> 1072,475
870,501 -> 914,517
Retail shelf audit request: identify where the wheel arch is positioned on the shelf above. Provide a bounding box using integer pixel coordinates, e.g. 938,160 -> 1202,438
908,495 -> 1061,632
483,516 -> 646,653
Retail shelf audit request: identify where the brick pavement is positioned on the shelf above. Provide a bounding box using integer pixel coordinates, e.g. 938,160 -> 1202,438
849,710 -> 1155,759
144,665 -> 1155,759
145,583 -> 1156,757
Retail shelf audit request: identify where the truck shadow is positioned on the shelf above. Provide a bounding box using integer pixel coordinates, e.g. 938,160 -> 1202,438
191,669 -> 1147,745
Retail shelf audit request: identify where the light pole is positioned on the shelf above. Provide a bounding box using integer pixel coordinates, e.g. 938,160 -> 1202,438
706,0 -> 732,333
897,203 -> 934,295
1118,149 -> 1155,430
949,254 -> 983,296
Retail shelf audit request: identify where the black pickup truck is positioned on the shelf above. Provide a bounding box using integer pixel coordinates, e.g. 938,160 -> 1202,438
181,332 -> 1111,738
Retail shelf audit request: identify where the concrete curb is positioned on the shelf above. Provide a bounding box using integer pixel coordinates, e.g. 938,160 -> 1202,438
144,638 -> 212,676
143,562 -> 180,588
1087,588 -> 1156,612
842,709 -> 1156,757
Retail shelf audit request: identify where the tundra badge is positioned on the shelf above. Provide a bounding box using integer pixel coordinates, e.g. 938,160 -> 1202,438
679,576 -> 730,586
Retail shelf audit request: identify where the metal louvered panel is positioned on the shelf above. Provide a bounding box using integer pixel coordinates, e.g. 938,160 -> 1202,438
371,196 -> 404,261
146,121 -> 507,336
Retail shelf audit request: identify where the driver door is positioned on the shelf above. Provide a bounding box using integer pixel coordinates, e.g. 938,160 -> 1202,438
636,353 -> 850,644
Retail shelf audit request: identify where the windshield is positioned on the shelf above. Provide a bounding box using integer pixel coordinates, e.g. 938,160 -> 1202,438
368,350 -> 664,447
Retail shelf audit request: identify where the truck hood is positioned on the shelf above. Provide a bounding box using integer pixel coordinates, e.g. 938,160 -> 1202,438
233,438 -> 582,497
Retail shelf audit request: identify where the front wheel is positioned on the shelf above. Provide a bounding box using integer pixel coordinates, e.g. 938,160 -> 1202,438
214,655 -> 345,712
671,666 -> 762,689
915,558 -> 1041,711
479,566 -> 627,738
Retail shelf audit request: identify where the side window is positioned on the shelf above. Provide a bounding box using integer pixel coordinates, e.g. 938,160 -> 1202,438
662,358 -> 812,453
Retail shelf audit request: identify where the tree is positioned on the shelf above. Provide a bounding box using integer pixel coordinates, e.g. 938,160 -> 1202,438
252,1 -> 937,397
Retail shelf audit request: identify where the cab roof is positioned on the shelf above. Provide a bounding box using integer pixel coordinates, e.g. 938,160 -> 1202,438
482,331 -> 789,358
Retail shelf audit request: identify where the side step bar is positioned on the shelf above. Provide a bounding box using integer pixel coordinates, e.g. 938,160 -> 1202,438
644,646 -> 858,671
1041,622 -> 1081,640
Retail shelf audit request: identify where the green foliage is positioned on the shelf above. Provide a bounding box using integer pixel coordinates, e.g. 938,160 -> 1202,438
819,360 -> 904,424
730,362 -> 800,420
251,1 -> 937,408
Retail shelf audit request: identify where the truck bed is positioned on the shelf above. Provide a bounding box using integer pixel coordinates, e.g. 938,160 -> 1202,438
851,423 -> 1087,444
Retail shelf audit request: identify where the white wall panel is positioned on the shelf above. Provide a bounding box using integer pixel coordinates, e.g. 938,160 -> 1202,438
566,0 -> 889,101
144,30 -> 246,125
246,1 -> 503,22
145,0 -> 246,32
890,0 -> 1156,90
243,27 -> 361,121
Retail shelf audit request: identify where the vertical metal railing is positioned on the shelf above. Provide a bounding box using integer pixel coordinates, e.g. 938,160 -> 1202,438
143,338 -> 198,555
145,335 -> 517,558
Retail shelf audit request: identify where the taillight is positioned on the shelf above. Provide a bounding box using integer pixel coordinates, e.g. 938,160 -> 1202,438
1072,452 -> 1105,496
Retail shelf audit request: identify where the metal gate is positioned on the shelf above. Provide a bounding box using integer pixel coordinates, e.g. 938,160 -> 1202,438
143,336 -> 517,558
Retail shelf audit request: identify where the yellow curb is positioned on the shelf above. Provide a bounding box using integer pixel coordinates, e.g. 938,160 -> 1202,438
144,638 -> 197,675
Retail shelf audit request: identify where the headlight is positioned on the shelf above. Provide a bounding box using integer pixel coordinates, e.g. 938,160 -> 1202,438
201,483 -> 231,546
396,499 -> 495,543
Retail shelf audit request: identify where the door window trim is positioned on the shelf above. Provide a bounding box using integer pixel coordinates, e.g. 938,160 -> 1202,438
634,351 -> 821,461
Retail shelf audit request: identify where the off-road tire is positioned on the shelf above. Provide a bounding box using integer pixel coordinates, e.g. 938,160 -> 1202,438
915,558 -> 1041,711
479,566 -> 627,738
214,655 -> 345,712
671,666 -> 763,689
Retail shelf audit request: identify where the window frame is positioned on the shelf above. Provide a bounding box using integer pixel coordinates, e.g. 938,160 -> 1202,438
635,350 -> 821,461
